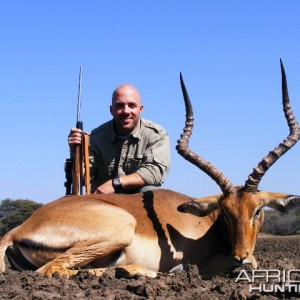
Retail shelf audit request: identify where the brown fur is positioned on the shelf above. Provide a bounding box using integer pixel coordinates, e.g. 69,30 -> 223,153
0,188 -> 299,278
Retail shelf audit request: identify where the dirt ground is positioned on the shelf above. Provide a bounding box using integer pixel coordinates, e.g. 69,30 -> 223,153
0,235 -> 299,299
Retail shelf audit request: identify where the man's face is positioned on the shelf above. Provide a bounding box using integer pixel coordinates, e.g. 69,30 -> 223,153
110,85 -> 143,135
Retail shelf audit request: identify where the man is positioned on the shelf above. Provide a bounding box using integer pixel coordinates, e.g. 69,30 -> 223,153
68,84 -> 170,194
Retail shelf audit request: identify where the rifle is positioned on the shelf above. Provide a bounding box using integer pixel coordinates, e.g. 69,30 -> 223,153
64,67 -> 90,195
72,66 -> 83,195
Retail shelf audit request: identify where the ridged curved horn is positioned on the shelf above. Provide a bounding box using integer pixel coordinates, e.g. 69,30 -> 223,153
176,73 -> 236,195
244,60 -> 300,193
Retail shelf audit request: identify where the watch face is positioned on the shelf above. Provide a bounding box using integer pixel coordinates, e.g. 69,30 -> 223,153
113,178 -> 122,192
113,178 -> 122,193
113,178 -> 121,186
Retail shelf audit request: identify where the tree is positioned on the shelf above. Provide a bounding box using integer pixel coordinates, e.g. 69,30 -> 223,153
262,207 -> 300,235
0,199 -> 43,236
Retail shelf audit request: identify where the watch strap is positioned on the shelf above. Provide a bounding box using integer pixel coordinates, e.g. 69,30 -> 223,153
112,177 -> 123,193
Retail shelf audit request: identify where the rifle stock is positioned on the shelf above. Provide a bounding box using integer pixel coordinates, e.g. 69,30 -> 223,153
72,121 -> 83,195
83,133 -> 91,194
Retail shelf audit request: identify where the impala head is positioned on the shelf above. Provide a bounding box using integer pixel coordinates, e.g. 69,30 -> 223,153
177,60 -> 300,269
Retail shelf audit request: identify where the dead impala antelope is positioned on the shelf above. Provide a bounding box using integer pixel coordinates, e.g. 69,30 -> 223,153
1,60 -> 300,278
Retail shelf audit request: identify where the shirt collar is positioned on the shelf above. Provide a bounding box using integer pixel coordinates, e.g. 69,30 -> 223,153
109,119 -> 142,142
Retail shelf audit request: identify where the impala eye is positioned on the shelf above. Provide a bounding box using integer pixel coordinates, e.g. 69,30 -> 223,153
254,209 -> 261,219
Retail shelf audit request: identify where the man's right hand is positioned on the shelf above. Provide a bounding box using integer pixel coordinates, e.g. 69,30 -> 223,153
68,128 -> 83,152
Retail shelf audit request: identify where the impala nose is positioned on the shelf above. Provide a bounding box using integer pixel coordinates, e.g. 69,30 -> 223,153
234,255 -> 248,265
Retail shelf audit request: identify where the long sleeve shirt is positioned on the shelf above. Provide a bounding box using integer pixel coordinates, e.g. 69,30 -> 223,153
89,118 -> 170,193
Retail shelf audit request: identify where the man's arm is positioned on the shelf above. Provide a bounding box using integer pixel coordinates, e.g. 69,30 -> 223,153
135,132 -> 170,186
94,173 -> 145,194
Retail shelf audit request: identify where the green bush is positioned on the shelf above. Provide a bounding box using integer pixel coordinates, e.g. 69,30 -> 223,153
0,199 -> 43,236
262,207 -> 300,235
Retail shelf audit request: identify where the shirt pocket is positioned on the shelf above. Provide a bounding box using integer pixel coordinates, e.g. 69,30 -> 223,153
99,159 -> 116,179
124,155 -> 143,174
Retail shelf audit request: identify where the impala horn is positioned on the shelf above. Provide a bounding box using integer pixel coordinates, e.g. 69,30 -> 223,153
176,73 -> 236,195
244,59 -> 300,193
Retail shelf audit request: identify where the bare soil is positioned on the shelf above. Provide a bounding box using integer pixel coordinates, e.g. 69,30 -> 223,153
0,235 -> 299,299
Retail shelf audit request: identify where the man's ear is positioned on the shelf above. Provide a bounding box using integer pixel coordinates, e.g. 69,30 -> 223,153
110,105 -> 113,115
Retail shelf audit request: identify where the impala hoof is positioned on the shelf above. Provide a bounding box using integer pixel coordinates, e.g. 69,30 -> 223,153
115,265 -> 157,278
37,264 -> 70,278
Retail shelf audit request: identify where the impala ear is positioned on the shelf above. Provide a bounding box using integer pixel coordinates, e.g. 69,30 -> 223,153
195,194 -> 223,204
265,195 -> 300,212
178,201 -> 220,217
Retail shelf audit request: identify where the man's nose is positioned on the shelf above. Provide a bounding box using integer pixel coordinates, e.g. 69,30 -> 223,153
123,105 -> 130,113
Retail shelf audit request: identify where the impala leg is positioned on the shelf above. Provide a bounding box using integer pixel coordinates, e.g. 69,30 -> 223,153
35,206 -> 138,277
38,252 -> 158,279
114,264 -> 157,278
66,264 -> 157,278
36,237 -> 158,278
37,234 -> 134,277
66,268 -> 107,277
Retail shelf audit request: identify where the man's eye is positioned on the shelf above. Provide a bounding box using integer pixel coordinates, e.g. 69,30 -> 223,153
129,104 -> 137,108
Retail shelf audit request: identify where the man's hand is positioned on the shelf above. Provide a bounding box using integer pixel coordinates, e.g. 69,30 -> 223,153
68,128 -> 88,153
94,179 -> 115,194
68,128 -> 82,143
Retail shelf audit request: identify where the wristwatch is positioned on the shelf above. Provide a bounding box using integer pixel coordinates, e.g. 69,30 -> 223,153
112,177 -> 123,193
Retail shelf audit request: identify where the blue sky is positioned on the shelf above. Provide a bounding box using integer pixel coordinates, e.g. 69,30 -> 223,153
1,1 -> 300,204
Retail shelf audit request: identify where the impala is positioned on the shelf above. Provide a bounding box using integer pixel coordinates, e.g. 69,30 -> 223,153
0,60 -> 300,278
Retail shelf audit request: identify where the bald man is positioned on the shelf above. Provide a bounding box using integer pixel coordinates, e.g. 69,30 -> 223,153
68,84 -> 170,194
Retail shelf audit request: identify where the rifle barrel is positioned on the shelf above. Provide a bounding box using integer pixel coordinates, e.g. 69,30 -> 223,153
77,66 -> 83,124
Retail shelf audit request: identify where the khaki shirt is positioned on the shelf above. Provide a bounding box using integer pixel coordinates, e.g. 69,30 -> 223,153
89,118 -> 170,193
